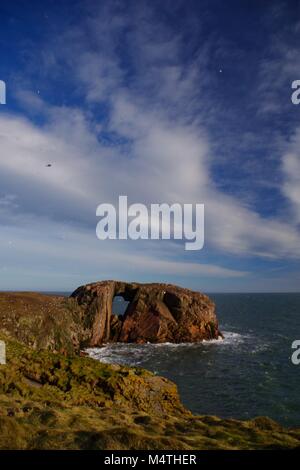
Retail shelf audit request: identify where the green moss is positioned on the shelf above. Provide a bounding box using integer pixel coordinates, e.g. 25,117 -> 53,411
0,292 -> 88,354
0,294 -> 300,450
0,335 -> 299,449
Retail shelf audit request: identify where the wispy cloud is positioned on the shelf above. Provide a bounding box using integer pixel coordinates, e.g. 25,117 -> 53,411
1,0 -> 299,290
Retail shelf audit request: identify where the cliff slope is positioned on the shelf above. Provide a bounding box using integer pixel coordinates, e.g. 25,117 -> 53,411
0,334 -> 299,450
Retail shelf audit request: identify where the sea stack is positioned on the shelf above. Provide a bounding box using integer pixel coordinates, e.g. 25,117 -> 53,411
71,280 -> 222,346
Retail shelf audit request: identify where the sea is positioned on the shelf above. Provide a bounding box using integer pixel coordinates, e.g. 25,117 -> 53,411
84,293 -> 300,427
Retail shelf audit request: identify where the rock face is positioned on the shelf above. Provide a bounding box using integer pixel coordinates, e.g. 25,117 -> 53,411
0,282 -> 222,353
71,281 -> 222,346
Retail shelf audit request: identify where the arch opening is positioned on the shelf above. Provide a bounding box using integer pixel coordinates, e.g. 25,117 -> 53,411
112,295 -> 130,317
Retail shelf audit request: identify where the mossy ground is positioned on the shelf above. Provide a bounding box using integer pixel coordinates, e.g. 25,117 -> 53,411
0,292 -> 84,354
0,292 -> 300,450
0,334 -> 300,450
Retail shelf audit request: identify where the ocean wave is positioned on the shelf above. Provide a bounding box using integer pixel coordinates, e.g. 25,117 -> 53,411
86,330 -> 250,366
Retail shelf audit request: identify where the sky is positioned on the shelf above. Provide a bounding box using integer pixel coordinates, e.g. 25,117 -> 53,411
0,0 -> 299,292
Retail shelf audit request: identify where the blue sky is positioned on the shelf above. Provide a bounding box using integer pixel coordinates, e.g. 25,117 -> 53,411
0,0 -> 299,292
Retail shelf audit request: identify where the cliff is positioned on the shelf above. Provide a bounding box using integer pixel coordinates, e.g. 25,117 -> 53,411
0,281 -> 222,352
0,288 -> 299,450
0,291 -> 86,354
71,280 -> 222,346
0,334 -> 299,450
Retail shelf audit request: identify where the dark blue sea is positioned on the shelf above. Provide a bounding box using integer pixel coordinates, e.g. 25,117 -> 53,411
86,293 -> 300,427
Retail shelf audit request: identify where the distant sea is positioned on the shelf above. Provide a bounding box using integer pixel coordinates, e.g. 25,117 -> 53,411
85,293 -> 300,427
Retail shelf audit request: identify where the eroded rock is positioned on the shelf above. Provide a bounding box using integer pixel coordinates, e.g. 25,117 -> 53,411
71,281 -> 222,346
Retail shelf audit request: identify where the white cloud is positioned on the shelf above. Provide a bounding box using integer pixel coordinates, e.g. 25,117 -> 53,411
1,1 -> 300,291
3,91 -> 300,265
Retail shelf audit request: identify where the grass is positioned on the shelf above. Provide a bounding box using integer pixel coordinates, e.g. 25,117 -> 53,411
0,292 -> 299,450
0,334 -> 299,449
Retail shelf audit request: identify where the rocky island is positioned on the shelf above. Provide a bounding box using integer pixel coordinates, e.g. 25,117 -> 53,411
0,281 -> 299,449
71,280 -> 223,346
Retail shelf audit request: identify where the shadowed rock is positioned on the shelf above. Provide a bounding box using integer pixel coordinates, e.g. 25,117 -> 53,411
71,281 -> 222,346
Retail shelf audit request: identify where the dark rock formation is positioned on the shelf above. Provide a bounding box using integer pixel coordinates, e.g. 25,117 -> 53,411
0,282 -> 222,353
71,280 -> 222,346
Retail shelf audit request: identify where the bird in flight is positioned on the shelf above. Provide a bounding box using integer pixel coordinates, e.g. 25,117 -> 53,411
46,164 -> 52,167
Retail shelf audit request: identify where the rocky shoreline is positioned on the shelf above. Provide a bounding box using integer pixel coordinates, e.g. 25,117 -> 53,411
0,284 -> 299,449
0,281 -> 222,354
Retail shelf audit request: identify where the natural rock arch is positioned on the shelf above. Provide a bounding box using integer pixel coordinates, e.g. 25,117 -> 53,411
71,280 -> 222,346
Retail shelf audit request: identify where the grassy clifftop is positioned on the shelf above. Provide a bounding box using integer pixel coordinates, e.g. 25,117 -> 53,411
0,292 -> 300,449
0,335 -> 300,450
0,292 -> 86,354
